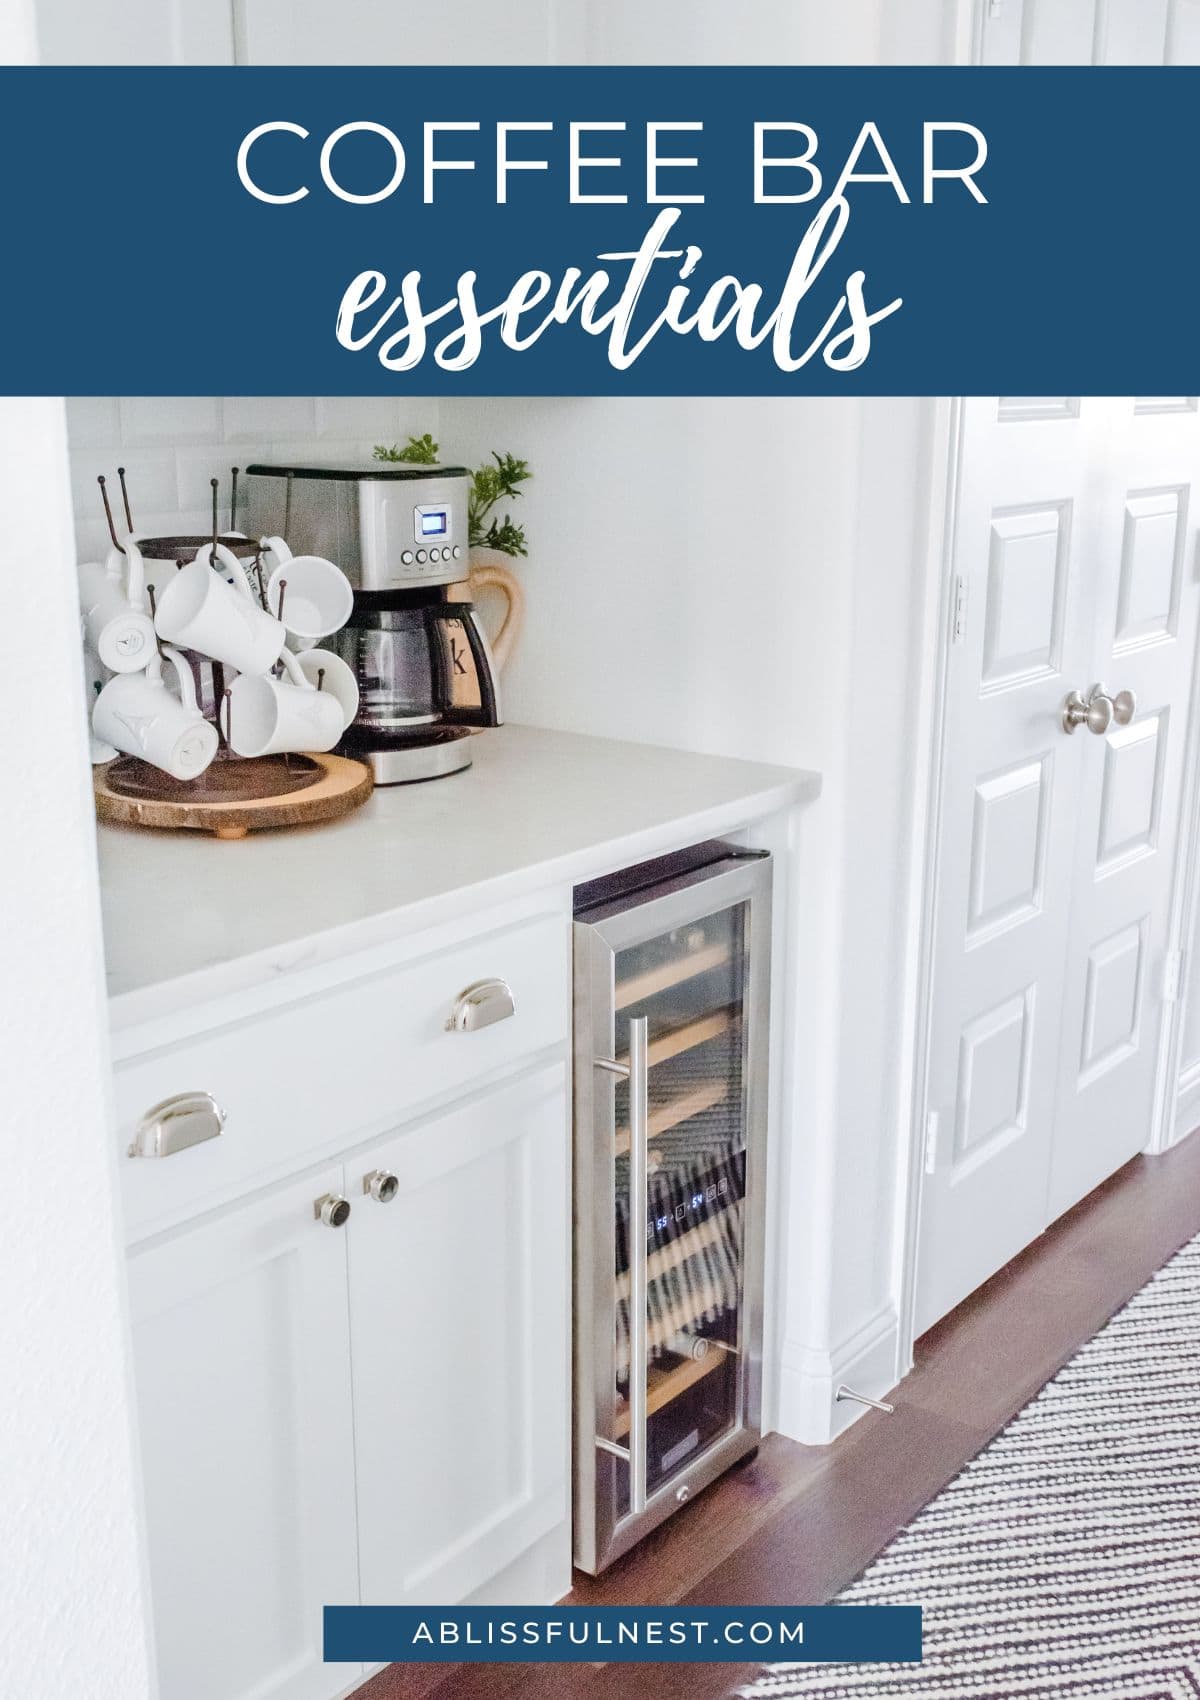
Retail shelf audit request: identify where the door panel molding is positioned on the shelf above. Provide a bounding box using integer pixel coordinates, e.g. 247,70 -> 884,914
898,396 -> 1200,1364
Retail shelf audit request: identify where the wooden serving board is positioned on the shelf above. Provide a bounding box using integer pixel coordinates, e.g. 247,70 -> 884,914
95,753 -> 373,840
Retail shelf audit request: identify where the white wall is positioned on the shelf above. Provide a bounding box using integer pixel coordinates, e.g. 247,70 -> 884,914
0,400 -> 155,1696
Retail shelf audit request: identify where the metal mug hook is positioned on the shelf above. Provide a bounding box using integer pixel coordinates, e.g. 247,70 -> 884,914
98,474 -> 125,554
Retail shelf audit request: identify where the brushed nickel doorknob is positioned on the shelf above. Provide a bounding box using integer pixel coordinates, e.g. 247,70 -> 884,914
314,1193 -> 351,1228
1062,687 -> 1114,736
1112,688 -> 1137,726
363,1169 -> 399,1203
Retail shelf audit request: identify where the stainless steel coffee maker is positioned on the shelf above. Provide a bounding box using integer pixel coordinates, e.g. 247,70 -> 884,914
244,462 -> 502,783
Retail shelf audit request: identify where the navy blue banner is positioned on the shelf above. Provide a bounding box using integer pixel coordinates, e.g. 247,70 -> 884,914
323,1604 -> 922,1663
1,67 -> 1195,394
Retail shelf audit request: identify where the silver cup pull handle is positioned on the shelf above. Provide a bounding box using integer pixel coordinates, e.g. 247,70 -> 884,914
446,977 -> 515,1033
129,1091 -> 225,1159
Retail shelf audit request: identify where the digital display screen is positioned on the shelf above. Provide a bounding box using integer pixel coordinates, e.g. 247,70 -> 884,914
419,509 -> 448,536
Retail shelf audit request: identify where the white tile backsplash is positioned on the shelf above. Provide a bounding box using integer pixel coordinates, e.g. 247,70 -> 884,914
119,396 -> 223,446
221,396 -> 317,442
66,396 -> 121,448
315,396 -> 409,439
64,397 -> 442,563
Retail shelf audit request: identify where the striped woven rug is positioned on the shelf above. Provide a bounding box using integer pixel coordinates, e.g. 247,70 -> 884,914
744,1232 -> 1200,1699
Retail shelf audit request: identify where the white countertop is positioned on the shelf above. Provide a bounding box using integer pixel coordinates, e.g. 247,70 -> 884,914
98,724 -> 818,1029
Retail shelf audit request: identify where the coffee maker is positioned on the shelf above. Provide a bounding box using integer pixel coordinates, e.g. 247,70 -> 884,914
243,462 -> 501,783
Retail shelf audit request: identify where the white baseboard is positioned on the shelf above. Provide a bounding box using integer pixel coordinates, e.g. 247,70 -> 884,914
774,1304 -> 900,1445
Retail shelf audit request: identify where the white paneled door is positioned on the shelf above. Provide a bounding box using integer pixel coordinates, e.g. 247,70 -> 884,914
915,398 -> 1200,1334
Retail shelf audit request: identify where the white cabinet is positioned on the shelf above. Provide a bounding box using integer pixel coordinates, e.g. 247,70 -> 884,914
128,1167 -> 361,1700
345,1065 -> 569,1606
127,1058 -> 571,1700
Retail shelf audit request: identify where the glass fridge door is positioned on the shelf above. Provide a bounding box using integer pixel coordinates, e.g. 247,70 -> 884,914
574,850 -> 771,1574
611,899 -> 750,1517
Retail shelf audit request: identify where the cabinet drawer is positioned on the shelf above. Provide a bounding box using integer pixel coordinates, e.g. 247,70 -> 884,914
115,910 -> 568,1239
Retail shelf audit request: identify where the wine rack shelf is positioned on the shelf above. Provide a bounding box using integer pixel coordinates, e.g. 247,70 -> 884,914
614,1079 -> 727,1155
615,941 -> 732,1010
613,1346 -> 730,1439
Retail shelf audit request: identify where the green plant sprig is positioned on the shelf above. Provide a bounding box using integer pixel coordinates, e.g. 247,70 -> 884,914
374,436 -> 531,556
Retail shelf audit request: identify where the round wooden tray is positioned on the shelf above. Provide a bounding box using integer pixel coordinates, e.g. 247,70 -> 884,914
95,753 -> 373,839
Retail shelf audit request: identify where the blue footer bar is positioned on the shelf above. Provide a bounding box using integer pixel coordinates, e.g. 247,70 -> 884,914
323,1604 -> 922,1663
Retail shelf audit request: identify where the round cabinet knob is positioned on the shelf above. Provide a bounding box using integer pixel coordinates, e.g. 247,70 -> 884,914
364,1169 -> 399,1204
315,1193 -> 351,1228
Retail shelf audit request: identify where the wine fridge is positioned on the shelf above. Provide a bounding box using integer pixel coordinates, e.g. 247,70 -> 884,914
572,843 -> 772,1573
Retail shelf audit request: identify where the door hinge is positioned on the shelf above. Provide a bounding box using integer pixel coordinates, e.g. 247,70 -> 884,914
1163,950 -> 1184,1005
952,576 -> 968,643
923,1109 -> 940,1176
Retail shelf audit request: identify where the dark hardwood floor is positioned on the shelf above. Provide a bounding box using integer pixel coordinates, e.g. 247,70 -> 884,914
358,1132 -> 1200,1700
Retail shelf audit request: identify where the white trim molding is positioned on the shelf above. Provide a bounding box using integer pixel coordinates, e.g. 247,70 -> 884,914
892,398 -> 966,1378
1176,1060 -> 1200,1145
775,1304 -> 900,1445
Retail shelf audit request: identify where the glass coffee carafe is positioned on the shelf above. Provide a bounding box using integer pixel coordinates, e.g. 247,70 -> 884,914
326,590 -> 502,783
333,595 -> 500,734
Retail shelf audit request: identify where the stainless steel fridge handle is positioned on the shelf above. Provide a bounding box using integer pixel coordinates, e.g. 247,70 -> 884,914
627,1017 -> 650,1514
592,1052 -> 632,1468
592,1024 -> 649,1513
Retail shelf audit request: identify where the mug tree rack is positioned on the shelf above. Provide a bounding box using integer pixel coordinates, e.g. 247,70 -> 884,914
92,470 -> 373,839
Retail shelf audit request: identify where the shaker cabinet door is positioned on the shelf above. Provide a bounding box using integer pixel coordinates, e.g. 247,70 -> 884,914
128,1168 -> 361,1700
347,1064 -> 570,1606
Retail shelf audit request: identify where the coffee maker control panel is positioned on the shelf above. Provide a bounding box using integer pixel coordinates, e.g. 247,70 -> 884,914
400,542 -> 464,569
394,503 -> 464,572
359,476 -> 471,590
241,463 -> 472,593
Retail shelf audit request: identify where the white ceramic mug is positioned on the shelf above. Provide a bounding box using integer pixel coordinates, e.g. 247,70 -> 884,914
262,536 -> 354,641
154,555 -> 287,675
201,539 -> 262,604
78,559 -> 156,673
105,538 -> 147,609
92,646 -> 219,780
292,647 -> 360,728
224,654 -> 345,757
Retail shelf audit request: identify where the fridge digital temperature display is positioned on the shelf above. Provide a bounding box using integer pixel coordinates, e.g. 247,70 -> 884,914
645,1150 -> 746,1248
